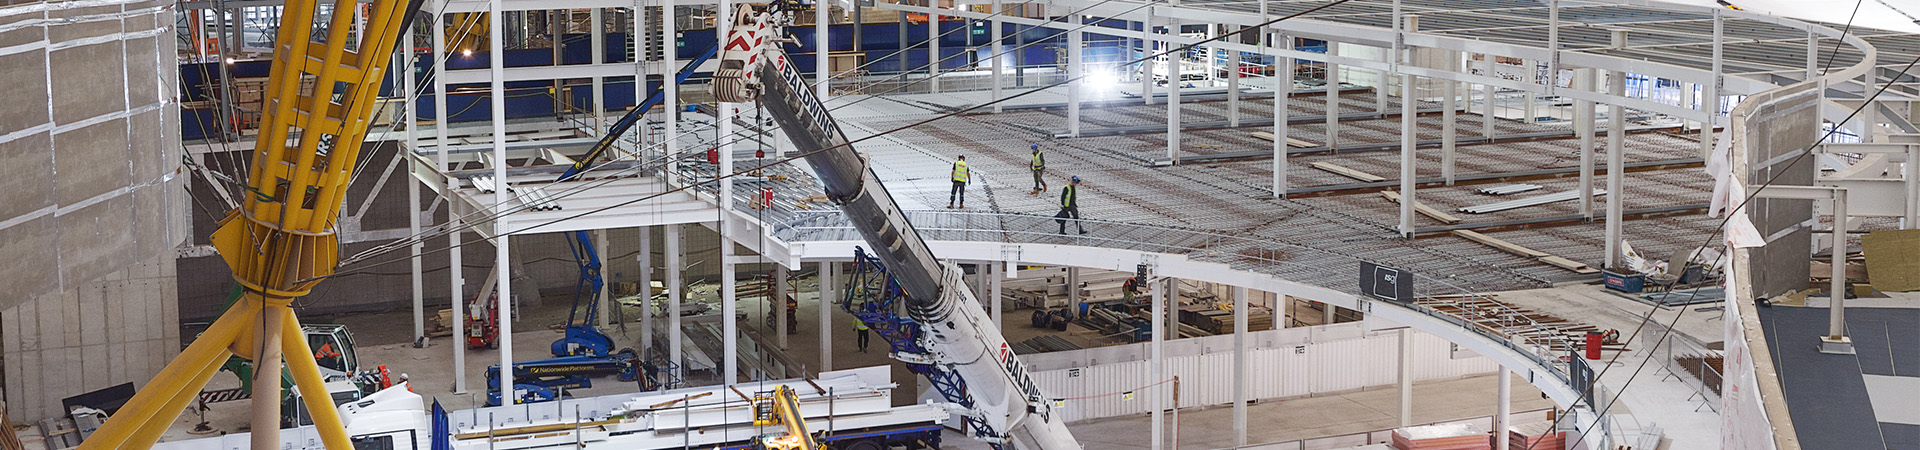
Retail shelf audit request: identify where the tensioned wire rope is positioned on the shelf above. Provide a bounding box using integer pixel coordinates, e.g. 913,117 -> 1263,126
1521,30 -> 1920,450
310,0 -> 1363,284
339,0 -> 1159,263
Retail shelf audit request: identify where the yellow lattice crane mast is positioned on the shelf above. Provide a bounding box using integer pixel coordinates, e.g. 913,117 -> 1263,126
81,0 -> 422,448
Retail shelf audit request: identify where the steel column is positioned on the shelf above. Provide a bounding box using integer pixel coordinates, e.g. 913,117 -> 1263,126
1576,68 -> 1595,219
1150,275 -> 1165,450
1068,13 -> 1083,136
1443,80 -> 1457,185
816,0 -> 829,101
1605,71 -> 1625,269
1326,42 -> 1341,149
1142,13 -> 1154,106
722,227 -> 738,385
406,29 -> 424,347
665,0 -> 679,176
1400,72 -> 1417,237
1496,369 -> 1511,450
1232,286 -> 1249,447
1482,54 -> 1495,139
1703,8 -> 1721,157
990,0 -> 1003,112
820,261 -> 835,371
489,0 -> 516,406
1274,32 -> 1289,198
929,8 -> 941,93
1166,17 -> 1182,165
640,226 -> 654,360
667,224 -> 684,376
775,263 -> 789,349
435,4 -> 466,393
597,230 -> 612,327
1228,40 -> 1241,127
1397,328 -> 1412,427
992,262 -> 1005,327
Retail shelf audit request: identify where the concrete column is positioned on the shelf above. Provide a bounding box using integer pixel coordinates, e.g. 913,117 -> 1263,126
820,261 -> 836,371
1397,328 -> 1412,427
1575,68 -> 1595,219
1324,301 -> 1335,324
1150,275 -> 1165,450
596,230 -> 611,327
664,0 -> 678,176
1399,72 -> 1417,238
1232,286 -> 1249,447
1326,42 -> 1341,150
434,4 -> 466,394
1273,33 -> 1290,198
639,226 -> 653,360
667,224 -> 684,377
1442,80 -> 1457,185
721,231 -> 738,386
1166,18 -> 1182,165
1605,71 -> 1625,269
991,0 -> 1003,112
405,29 -> 425,347
1495,369 -> 1512,450
488,1 -> 515,405
1068,13 -> 1082,136
775,263 -> 789,349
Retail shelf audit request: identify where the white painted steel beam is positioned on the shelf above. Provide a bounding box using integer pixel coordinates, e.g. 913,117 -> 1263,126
640,225 -> 654,362
1232,285 -> 1249,447
819,260 -> 834,372
667,223 -> 684,379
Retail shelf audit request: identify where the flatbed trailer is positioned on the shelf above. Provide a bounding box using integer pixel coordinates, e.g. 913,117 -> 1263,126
152,367 -> 948,450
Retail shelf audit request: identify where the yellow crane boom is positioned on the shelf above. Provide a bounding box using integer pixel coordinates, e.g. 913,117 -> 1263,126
81,0 -> 422,448
749,385 -> 823,450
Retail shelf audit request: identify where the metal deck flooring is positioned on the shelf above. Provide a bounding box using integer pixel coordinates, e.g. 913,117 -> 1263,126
726,87 -> 1722,295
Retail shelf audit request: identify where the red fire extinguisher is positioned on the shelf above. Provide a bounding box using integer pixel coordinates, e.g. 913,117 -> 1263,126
706,148 -> 719,165
762,188 -> 774,208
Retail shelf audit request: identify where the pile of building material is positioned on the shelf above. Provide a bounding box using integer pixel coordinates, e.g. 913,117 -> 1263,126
1079,307 -> 1152,342
1177,304 -> 1274,334
1476,184 -> 1543,195
1458,189 -> 1606,214
1451,230 -> 1598,274
1009,335 -> 1082,355
1412,294 -> 1620,355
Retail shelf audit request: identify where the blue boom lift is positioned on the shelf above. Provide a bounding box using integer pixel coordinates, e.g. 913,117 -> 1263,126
485,44 -> 719,405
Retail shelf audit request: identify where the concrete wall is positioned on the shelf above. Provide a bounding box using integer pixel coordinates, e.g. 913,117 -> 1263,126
2,255 -> 181,422
0,0 -> 187,311
0,0 -> 186,422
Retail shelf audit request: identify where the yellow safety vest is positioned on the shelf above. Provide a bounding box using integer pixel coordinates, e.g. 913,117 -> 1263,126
854,321 -> 869,331
1031,151 -> 1044,170
1061,185 -> 1076,208
951,160 -> 970,182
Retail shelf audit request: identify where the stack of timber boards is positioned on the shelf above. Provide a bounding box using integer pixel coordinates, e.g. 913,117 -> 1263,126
1010,335 -> 1082,355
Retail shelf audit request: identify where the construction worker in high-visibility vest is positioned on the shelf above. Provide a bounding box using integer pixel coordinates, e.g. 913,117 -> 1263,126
1055,176 -> 1085,234
854,320 -> 871,352
947,155 -> 970,209
1028,144 -> 1048,195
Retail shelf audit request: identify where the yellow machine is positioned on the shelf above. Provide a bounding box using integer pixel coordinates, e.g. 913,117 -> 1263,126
80,0 -> 421,448
747,385 -> 823,450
